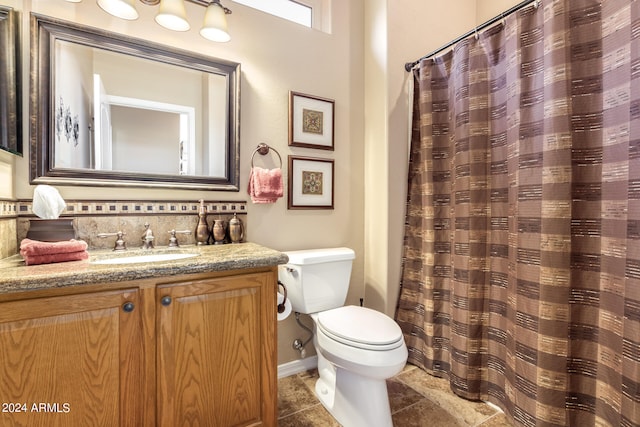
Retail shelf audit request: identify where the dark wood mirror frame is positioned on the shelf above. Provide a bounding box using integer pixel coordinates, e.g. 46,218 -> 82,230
30,13 -> 241,191
0,6 -> 22,156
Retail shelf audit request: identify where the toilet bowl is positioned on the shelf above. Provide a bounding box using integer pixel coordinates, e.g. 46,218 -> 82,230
278,248 -> 408,427
311,306 -> 408,427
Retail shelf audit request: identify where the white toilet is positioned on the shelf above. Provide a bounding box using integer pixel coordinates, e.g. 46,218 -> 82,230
278,247 -> 408,427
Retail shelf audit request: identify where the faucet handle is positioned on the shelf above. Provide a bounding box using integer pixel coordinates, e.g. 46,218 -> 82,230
168,230 -> 192,248
98,231 -> 127,251
142,223 -> 155,250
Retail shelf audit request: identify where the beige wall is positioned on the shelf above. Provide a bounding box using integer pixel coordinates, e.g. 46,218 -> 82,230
0,150 -> 15,200
477,0 -> 524,23
0,146 -> 16,259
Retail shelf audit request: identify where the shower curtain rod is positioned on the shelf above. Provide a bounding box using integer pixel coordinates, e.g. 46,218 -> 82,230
404,0 -> 539,72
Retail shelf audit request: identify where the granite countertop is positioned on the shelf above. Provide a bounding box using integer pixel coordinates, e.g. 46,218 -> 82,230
0,242 -> 289,294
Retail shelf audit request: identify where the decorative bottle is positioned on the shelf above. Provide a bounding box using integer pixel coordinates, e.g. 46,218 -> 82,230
229,213 -> 244,244
195,199 -> 210,245
212,219 -> 226,244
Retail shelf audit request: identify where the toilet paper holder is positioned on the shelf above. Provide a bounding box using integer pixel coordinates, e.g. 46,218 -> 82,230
277,281 -> 288,314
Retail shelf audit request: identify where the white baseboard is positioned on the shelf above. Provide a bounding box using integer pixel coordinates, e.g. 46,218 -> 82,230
277,356 -> 318,379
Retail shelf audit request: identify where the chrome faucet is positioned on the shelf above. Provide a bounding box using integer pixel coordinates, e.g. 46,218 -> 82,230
142,223 -> 155,250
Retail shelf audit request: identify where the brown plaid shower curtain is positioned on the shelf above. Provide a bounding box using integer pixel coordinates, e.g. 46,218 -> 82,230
396,0 -> 640,425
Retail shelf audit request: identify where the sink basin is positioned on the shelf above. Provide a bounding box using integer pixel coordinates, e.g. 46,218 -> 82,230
92,252 -> 199,265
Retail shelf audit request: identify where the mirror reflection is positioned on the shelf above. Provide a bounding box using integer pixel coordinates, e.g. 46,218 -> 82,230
31,14 -> 241,190
53,41 -> 227,177
0,6 -> 21,156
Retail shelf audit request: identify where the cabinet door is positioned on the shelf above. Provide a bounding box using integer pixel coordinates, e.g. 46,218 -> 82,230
0,288 -> 144,427
157,271 -> 277,427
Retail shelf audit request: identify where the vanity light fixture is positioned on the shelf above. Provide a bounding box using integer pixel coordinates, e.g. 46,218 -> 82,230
200,0 -> 232,42
155,0 -> 190,31
97,0 -> 139,20
66,0 -> 232,41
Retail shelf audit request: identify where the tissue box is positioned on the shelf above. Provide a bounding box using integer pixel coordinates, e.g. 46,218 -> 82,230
27,219 -> 77,242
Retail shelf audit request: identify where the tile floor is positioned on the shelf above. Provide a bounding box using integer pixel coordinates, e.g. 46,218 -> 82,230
278,364 -> 513,427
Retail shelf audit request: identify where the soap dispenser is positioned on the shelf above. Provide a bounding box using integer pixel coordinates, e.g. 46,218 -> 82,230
195,199 -> 210,245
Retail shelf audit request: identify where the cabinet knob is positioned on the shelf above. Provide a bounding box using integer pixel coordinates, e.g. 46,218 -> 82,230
122,301 -> 135,312
161,296 -> 172,306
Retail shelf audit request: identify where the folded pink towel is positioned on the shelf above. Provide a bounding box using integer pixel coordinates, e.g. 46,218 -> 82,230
20,238 -> 88,257
248,167 -> 283,204
22,250 -> 89,266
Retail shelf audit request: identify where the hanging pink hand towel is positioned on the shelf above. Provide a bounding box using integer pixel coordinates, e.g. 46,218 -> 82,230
248,167 -> 283,204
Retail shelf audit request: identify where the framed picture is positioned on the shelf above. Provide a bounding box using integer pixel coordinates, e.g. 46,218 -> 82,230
288,156 -> 334,209
289,91 -> 335,150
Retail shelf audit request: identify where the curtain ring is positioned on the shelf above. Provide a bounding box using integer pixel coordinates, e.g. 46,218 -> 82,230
474,27 -> 479,40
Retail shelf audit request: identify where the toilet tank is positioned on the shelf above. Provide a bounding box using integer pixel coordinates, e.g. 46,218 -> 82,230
278,247 -> 355,314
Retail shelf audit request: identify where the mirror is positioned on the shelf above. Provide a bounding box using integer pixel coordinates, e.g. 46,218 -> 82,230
30,13 -> 240,190
0,5 -> 21,156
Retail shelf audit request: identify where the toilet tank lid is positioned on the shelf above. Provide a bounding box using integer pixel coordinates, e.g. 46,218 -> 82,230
284,247 -> 355,265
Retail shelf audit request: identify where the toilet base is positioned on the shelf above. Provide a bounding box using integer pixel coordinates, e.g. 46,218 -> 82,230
315,352 -> 393,427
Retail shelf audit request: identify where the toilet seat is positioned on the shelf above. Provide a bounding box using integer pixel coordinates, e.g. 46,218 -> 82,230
317,306 -> 404,351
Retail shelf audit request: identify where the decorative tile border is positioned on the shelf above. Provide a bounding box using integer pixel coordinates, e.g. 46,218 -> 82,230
15,200 -> 247,217
0,200 -> 18,219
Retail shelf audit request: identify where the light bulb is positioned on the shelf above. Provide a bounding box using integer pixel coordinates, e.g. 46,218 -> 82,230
155,0 -> 190,31
200,2 -> 231,42
97,0 -> 139,20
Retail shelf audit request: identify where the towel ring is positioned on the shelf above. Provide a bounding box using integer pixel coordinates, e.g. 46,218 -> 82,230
251,143 -> 282,168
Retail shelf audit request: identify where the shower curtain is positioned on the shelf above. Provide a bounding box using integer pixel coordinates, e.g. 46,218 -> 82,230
396,0 -> 640,426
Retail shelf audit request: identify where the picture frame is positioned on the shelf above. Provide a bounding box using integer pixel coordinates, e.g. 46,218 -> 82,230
289,91 -> 335,150
288,156 -> 334,210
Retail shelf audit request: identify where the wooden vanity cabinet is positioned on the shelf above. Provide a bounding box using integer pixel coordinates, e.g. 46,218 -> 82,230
0,288 -> 145,427
0,266 -> 278,427
156,270 -> 277,427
